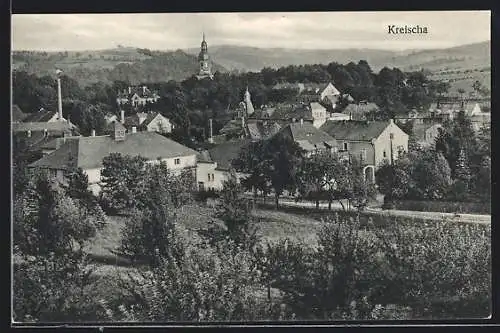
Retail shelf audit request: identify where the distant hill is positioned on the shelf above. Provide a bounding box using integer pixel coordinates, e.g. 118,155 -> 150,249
185,41 -> 490,95
12,41 -> 490,95
185,45 -> 401,73
11,46 -> 227,86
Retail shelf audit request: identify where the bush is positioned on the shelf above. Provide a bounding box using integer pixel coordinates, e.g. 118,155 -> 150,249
103,235 -> 270,321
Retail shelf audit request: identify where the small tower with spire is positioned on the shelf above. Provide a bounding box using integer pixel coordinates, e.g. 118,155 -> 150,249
197,32 -> 213,80
244,86 -> 255,116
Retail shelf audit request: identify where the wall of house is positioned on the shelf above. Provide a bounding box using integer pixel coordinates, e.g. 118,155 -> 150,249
146,117 -> 173,133
311,105 -> 327,128
374,122 -> 409,167
196,162 -> 247,191
160,154 -> 197,172
196,162 -> 219,191
84,168 -> 102,184
421,124 -> 442,147
321,84 -> 340,100
340,140 -> 375,166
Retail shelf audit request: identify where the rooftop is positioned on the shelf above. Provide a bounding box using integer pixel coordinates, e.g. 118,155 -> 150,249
282,122 -> 337,151
29,131 -> 197,170
207,139 -> 251,170
320,120 -> 391,141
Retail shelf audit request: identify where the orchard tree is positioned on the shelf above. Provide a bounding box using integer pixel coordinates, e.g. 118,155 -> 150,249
100,153 -> 147,213
216,171 -> 257,247
412,150 -> 452,200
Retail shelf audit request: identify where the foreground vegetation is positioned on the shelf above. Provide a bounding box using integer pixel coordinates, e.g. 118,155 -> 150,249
13,166 -> 491,322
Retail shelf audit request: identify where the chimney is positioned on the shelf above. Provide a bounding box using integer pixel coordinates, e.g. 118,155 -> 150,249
91,129 -> 96,137
300,118 -> 304,126
389,118 -> 394,125
128,87 -> 132,94
27,130 -> 31,138
208,118 -> 214,143
142,86 -> 146,94
241,116 -> 245,129
120,110 -> 125,124
56,70 -> 63,122
132,126 -> 137,133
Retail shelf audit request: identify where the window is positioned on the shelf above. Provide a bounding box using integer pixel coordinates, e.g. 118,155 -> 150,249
389,133 -> 394,140
383,151 -> 387,158
343,142 -> 349,151
360,149 -> 367,161
174,158 -> 180,165
208,173 -> 215,182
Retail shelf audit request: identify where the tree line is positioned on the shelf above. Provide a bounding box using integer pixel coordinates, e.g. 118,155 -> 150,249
13,59 -> 449,143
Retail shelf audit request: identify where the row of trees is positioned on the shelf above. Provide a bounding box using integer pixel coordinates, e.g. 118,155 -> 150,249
232,135 -> 376,210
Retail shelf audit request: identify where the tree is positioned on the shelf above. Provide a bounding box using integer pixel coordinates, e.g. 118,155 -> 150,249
100,153 -> 148,213
216,171 -> 257,247
13,171 -> 106,322
435,111 -> 477,178
263,135 -> 305,209
233,140 -> 272,203
297,152 -> 330,209
412,150 -> 452,200
118,160 -> 193,267
376,154 -> 415,203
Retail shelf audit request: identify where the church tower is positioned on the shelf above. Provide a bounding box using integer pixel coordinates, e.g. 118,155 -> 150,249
244,86 -> 255,116
197,33 -> 213,80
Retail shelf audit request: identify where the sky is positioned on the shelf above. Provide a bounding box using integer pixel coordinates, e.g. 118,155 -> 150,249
12,11 -> 491,51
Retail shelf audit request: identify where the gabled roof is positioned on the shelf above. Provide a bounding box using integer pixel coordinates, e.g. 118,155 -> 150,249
208,139 -> 251,170
310,102 -> 326,111
271,104 -> 313,121
12,105 -> 27,122
142,112 -> 169,127
12,121 -> 73,133
245,120 -> 282,141
23,109 -> 59,123
40,136 -> 80,151
282,122 -> 337,151
106,120 -> 127,133
320,120 -> 391,142
29,132 -> 198,170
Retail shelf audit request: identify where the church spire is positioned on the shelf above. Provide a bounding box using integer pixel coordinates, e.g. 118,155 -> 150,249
203,32 -> 205,42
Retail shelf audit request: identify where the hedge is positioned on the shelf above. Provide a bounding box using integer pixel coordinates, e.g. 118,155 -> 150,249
392,200 -> 490,214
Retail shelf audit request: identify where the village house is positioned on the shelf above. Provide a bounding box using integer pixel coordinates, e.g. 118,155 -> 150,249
21,107 -> 78,129
296,82 -> 341,104
272,81 -> 343,105
116,86 -> 160,107
12,121 -> 78,153
28,121 -> 197,195
196,139 -> 250,191
320,119 -> 409,182
412,123 -> 443,148
273,121 -> 337,157
124,111 -> 173,134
